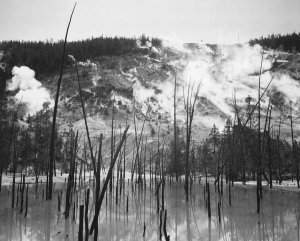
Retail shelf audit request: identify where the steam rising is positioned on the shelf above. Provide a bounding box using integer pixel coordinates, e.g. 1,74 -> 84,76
133,81 -> 155,103
7,66 -> 54,115
178,44 -> 273,116
131,42 -> 300,128
181,44 -> 300,115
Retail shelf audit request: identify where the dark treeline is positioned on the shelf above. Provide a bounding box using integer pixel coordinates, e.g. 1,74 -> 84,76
185,120 -> 296,184
0,64 -> 9,190
0,105 -> 65,180
0,35 -> 162,75
168,93 -> 299,191
249,32 -> 300,52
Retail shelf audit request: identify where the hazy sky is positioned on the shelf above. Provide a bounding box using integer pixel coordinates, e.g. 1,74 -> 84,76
1,0 -> 300,44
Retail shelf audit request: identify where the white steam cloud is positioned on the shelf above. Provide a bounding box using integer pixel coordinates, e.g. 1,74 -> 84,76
133,81 -> 155,103
7,66 -> 54,115
173,43 -> 299,114
132,41 -> 300,130
177,43 -> 274,117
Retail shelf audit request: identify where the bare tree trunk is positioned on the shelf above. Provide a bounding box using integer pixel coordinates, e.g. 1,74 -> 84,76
290,106 -> 299,188
240,138 -> 246,185
131,106 -> 148,183
48,4 -> 76,199
214,67 -> 275,190
277,115 -> 282,184
123,114 -> 128,191
64,131 -> 78,218
11,137 -> 16,208
110,97 -> 115,192
95,133 -> 103,212
257,50 -> 264,213
268,106 -> 273,188
183,83 -> 200,201
89,126 -> 129,236
73,60 -> 96,173
174,76 -> 178,182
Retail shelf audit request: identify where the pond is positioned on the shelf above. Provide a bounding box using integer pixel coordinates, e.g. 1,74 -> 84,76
0,180 -> 299,241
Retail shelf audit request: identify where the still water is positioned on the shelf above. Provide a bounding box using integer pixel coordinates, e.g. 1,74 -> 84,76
0,181 -> 299,241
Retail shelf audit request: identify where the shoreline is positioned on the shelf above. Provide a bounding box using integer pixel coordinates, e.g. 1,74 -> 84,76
1,172 -> 300,194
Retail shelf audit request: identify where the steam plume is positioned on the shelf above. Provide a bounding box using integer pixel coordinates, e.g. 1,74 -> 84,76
132,41 -> 300,129
7,66 -> 54,115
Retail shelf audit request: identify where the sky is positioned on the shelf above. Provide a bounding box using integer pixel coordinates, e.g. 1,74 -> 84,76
0,0 -> 300,44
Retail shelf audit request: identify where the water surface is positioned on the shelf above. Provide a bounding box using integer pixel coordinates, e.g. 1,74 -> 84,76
0,181 -> 299,241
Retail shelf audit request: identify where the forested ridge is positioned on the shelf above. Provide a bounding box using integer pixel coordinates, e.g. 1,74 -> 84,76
249,32 -> 300,52
0,35 -> 162,76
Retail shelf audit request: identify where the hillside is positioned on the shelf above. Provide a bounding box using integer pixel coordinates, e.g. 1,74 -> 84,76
3,39 -> 300,166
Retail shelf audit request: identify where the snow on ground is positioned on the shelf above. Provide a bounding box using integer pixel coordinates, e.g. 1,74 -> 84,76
1,173 -> 70,185
201,176 -> 300,193
233,180 -> 300,193
2,170 -> 300,193
0,170 -> 150,186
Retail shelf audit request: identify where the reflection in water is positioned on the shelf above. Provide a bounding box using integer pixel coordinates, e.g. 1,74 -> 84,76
186,200 -> 191,241
0,181 -> 299,240
208,218 -> 211,241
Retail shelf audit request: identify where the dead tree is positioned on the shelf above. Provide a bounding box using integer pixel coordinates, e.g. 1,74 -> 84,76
131,106 -> 149,183
110,97 -> 115,193
64,131 -> 78,218
183,83 -> 200,201
174,76 -> 178,182
289,104 -> 299,188
71,57 -> 96,174
268,105 -> 273,188
277,115 -> 283,184
89,125 -> 129,238
214,70 -> 276,213
256,50 -> 264,213
48,4 -> 76,199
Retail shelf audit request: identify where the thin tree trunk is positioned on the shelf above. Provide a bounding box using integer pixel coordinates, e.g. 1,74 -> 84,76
290,107 -> 299,188
268,106 -> 273,188
89,126 -> 129,236
174,76 -> 178,182
64,131 -> 78,218
257,50 -> 264,213
48,4 -> 76,199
